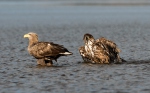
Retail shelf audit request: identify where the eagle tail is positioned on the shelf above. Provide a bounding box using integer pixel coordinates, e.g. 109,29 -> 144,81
59,52 -> 73,55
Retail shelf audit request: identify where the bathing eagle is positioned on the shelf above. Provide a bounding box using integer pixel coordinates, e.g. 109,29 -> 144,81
24,32 -> 72,66
79,33 -> 122,64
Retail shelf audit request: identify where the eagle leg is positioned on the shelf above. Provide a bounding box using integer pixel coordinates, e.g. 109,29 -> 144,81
45,60 -> 53,66
37,59 -> 46,66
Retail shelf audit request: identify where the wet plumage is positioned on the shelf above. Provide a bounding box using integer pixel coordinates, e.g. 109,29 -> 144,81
24,32 -> 72,66
79,33 -> 122,63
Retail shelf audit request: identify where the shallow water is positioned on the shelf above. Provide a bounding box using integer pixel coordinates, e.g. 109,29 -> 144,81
0,1 -> 150,93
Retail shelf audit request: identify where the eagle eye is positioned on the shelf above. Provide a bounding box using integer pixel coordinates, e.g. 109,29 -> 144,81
86,36 -> 89,41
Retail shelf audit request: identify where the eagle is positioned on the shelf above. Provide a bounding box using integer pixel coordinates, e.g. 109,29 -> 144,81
79,33 -> 122,64
24,32 -> 73,66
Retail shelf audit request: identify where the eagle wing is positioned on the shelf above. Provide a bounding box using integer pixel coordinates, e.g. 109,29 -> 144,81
96,37 -> 121,63
29,42 -> 71,58
97,37 -> 120,53
92,41 -> 110,63
79,46 -> 85,57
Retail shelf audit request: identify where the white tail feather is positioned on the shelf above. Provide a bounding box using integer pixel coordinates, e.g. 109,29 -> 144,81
59,52 -> 72,55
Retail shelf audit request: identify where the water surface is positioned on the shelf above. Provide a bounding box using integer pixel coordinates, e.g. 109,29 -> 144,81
0,1 -> 150,93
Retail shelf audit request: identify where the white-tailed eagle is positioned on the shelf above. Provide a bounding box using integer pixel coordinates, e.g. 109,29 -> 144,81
79,33 -> 123,64
24,32 -> 73,66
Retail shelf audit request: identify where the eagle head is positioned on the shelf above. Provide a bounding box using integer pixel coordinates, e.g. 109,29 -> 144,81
83,33 -> 95,44
24,32 -> 39,45
24,32 -> 38,39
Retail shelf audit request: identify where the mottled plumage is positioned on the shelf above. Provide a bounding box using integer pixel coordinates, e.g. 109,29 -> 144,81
79,46 -> 91,62
24,32 -> 72,66
79,33 -> 122,64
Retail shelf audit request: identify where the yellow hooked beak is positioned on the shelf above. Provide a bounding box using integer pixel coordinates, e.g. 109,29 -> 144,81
24,34 -> 30,38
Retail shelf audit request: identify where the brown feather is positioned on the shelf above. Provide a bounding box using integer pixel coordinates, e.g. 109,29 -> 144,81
96,37 -> 121,62
79,46 -> 93,63
92,42 -> 110,63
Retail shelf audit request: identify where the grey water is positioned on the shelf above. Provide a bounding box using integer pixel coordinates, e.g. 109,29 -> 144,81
0,1 -> 150,93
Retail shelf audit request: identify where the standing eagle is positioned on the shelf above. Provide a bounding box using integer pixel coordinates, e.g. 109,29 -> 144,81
79,33 -> 122,64
24,32 -> 73,66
